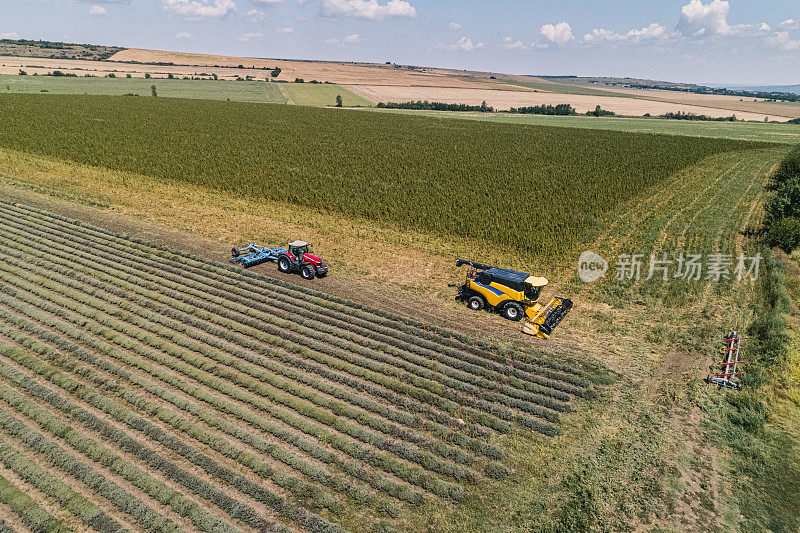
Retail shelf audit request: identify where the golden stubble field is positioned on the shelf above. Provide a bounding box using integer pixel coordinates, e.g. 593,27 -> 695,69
0,51 -> 486,86
345,84 -> 797,120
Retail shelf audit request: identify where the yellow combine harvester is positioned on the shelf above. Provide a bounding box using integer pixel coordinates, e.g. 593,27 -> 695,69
456,259 -> 573,338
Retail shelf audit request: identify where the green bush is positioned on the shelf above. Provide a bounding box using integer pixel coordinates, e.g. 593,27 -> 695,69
764,145 -> 800,252
764,217 -> 800,252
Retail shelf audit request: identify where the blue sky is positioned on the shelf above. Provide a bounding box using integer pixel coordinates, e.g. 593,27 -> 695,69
1,0 -> 799,84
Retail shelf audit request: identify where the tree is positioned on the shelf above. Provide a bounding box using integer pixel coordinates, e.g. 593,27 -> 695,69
126,73 -> 132,78
144,72 -> 151,79
336,95 -> 343,107
151,85 -> 157,97
18,69 -> 26,76
212,73 -> 218,80
271,67 -> 281,78
107,73 -> 116,78
167,73 -> 174,79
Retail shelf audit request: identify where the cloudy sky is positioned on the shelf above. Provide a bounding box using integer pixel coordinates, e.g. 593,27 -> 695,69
2,0 -> 799,84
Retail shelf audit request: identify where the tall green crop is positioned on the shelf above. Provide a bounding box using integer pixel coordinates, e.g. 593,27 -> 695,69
0,94 -> 771,256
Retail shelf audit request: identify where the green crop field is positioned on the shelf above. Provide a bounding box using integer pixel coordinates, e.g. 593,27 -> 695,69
0,74 -> 372,107
0,94 -> 772,258
0,74 -> 287,103
282,82 -> 374,107
368,107 -> 800,144
0,199 -> 594,532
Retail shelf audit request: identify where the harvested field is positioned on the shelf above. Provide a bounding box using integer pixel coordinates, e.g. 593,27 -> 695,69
346,85 -> 796,121
0,199 -> 594,531
108,49 -> 487,87
598,85 -> 800,119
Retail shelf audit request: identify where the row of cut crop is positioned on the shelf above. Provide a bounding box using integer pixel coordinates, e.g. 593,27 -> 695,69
0,455 -> 73,533
0,219 -> 522,434
1,200 -> 588,390
0,301 -> 424,509
0,295 -> 426,507
16,247 -> 500,462
0,355 -> 343,533
0,288 -> 465,501
0,381 -> 205,533
0,222 -> 522,439
0,266 -> 483,488
0,257 -> 483,480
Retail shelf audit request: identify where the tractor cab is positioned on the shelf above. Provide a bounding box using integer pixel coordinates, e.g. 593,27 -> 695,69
287,240 -> 310,260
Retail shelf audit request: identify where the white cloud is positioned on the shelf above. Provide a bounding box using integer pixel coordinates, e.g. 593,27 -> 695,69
246,8 -> 265,20
540,22 -> 573,45
320,0 -> 416,20
448,22 -> 461,31
162,0 -> 235,19
584,23 -> 675,44
780,19 -> 799,30
0,32 -> 19,39
251,0 -> 281,3
676,0 -> 732,36
499,37 -> 527,50
325,33 -> 362,46
176,31 -> 194,39
239,31 -> 263,42
444,36 -> 485,51
277,27 -> 294,33
766,30 -> 800,50
89,5 -> 108,15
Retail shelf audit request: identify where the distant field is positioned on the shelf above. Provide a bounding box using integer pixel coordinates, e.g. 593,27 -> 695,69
0,74 -> 380,107
346,84 -> 794,121
281,82 -> 373,107
0,94 -> 771,257
0,74 -> 287,103
366,108 -> 800,143
501,79 -> 632,98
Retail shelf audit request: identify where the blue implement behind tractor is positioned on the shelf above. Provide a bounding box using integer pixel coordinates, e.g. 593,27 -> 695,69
230,241 -> 329,279
230,243 -> 287,268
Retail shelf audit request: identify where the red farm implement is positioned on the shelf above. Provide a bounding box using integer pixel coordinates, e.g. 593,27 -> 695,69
705,331 -> 746,390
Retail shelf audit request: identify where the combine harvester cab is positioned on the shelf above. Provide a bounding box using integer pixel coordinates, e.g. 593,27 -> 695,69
456,259 -> 572,338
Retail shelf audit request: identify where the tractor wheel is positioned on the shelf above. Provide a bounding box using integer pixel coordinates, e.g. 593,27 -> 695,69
300,264 -> 316,280
277,256 -> 292,273
467,296 -> 485,311
231,247 -> 240,257
502,302 -> 524,321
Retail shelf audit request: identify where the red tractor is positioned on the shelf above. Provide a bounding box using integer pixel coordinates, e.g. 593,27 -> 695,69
277,240 -> 328,280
